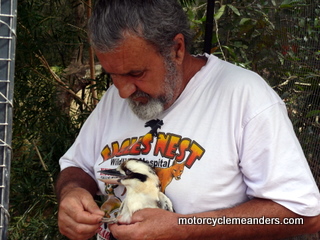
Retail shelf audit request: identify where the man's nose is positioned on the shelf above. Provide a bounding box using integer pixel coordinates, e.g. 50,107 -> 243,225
113,76 -> 137,99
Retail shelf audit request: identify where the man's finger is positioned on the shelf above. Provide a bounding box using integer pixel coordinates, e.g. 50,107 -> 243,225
59,211 -> 102,239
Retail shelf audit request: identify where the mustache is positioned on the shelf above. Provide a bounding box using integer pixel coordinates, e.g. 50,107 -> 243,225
129,90 -> 150,100
129,88 -> 168,107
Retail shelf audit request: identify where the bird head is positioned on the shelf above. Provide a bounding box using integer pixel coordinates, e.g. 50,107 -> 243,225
99,159 -> 160,192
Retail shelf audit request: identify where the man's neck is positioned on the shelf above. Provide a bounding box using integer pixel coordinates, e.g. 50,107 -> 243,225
182,53 -> 208,86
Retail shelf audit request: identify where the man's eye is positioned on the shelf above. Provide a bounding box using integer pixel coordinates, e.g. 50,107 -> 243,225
129,72 -> 144,78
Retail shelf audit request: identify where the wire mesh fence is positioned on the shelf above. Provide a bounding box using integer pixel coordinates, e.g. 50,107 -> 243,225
0,0 -> 17,238
275,1 -> 320,190
257,1 -> 320,190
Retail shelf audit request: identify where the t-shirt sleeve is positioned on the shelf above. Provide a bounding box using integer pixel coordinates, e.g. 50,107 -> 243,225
239,103 -> 320,216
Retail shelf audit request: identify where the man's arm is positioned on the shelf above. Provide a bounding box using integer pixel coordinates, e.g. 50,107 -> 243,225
109,198 -> 320,240
56,167 -> 104,240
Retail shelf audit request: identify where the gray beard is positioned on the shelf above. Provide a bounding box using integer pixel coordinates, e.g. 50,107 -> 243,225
127,57 -> 181,120
127,91 -> 164,120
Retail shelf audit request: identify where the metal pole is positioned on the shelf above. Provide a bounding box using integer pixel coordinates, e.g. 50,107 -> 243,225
0,0 -> 17,238
204,0 -> 215,54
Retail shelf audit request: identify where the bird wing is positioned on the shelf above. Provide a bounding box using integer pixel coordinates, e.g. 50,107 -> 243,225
158,192 -> 174,212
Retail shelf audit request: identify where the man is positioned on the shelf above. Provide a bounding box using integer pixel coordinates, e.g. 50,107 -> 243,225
56,0 -> 320,239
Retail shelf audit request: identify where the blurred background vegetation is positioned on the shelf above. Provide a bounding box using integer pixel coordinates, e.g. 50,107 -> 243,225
9,0 -> 319,239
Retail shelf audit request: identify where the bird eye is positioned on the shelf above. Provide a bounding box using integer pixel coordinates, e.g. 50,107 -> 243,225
125,169 -> 132,176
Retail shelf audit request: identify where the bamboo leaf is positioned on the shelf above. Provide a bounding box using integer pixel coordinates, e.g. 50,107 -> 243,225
214,5 -> 226,20
227,4 -> 240,16
306,110 -> 320,118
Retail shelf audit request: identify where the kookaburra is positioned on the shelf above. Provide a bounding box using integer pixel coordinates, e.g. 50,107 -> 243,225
99,159 -> 174,224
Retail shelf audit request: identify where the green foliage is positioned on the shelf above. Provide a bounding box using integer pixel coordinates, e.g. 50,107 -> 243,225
10,76 -> 73,239
179,0 -> 196,6
10,42 -> 80,240
10,0 -> 98,238
17,0 -> 87,67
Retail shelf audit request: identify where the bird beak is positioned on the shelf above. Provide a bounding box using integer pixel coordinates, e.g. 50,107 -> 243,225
99,169 -> 124,177
98,178 -> 120,185
98,169 -> 126,185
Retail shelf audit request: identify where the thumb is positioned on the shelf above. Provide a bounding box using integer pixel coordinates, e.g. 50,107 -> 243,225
84,199 -> 105,216
130,209 -> 149,223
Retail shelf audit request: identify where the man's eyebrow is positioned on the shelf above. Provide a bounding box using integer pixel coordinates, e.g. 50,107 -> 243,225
106,69 -> 145,76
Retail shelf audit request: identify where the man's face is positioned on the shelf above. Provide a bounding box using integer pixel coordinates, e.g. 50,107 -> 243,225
96,35 -> 183,120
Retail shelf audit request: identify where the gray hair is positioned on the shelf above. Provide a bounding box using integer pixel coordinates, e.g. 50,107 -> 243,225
88,0 -> 193,56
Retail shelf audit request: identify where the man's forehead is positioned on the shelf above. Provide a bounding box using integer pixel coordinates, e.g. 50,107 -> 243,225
96,51 -> 147,75
95,37 -> 160,74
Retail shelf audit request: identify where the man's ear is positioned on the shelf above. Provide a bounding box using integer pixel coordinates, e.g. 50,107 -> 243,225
172,33 -> 185,65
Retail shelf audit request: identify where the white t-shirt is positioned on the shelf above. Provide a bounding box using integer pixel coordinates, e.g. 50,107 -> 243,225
60,54 -> 320,239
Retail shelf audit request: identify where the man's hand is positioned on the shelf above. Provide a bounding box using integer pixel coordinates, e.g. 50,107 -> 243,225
58,187 -> 105,240
56,167 -> 105,239
109,208 -> 186,240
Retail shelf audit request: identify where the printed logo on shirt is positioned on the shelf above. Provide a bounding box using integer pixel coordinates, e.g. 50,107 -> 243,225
97,119 -> 206,239
100,119 -> 205,169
